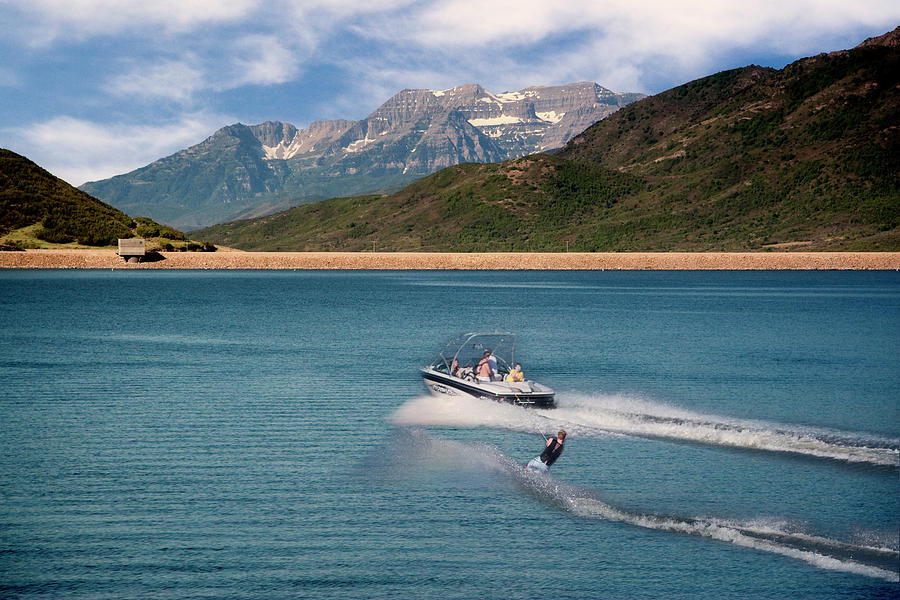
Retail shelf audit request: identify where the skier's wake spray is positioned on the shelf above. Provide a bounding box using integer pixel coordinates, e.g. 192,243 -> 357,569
371,428 -> 898,582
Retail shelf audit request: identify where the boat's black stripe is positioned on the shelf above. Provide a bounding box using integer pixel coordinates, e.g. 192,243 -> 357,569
421,371 -> 554,406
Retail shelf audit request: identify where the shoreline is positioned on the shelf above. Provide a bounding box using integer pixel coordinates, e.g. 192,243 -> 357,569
2,249 -> 900,270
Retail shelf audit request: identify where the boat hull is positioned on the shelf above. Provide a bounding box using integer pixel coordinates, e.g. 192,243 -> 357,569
420,368 -> 555,408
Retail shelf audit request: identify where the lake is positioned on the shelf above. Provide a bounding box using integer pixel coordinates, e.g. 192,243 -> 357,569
1,269 -> 897,598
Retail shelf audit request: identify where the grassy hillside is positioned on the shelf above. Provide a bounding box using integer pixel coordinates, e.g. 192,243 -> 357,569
557,40 -> 899,250
193,157 -> 644,251
0,149 -> 201,250
193,29 -> 898,252
1,149 -> 136,246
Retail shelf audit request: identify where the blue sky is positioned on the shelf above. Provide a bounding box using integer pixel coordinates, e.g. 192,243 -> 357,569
1,0 -> 898,186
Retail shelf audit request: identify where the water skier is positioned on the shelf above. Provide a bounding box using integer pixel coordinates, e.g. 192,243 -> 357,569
526,429 -> 566,472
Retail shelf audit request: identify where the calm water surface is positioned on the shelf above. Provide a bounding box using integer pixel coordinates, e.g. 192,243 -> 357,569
1,270 -> 898,599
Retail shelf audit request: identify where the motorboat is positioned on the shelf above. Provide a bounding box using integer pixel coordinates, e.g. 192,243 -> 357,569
420,332 -> 555,408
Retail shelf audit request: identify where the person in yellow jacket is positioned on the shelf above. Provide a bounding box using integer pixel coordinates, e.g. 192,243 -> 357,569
505,363 -> 524,382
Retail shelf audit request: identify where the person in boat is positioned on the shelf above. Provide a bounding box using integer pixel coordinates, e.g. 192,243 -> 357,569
487,351 -> 498,380
505,363 -> 524,382
451,359 -> 461,378
476,350 -> 493,381
526,430 -> 566,472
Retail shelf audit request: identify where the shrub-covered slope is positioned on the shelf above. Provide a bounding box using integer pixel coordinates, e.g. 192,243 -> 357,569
557,33 -> 899,250
1,149 -> 191,249
1,149 -> 137,246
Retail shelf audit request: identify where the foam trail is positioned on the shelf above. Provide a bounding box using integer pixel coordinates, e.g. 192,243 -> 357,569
381,429 -> 899,582
553,393 -> 898,467
389,393 -> 622,443
563,496 -> 899,581
390,393 -> 899,467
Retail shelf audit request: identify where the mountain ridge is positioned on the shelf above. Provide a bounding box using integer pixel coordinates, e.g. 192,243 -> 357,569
192,28 -> 899,252
80,82 -> 643,229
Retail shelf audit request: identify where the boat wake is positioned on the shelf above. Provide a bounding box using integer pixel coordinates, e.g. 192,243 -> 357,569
390,393 -> 899,468
559,491 -> 900,582
377,429 -> 899,582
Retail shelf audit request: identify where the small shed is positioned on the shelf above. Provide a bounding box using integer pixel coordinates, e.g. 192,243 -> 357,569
117,238 -> 146,263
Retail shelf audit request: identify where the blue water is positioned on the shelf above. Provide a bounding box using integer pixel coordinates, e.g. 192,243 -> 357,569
1,269 -> 897,599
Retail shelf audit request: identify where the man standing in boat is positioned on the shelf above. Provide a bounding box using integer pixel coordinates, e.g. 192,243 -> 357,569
476,350 -> 495,381
526,430 -> 566,472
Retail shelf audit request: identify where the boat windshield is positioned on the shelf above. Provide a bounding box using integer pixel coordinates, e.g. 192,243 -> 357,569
429,332 -> 516,376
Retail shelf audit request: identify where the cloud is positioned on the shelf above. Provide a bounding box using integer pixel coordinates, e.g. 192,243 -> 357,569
106,59 -> 205,103
10,0 -> 899,93
103,36 -> 301,106
389,0 -> 898,49
227,35 -> 301,88
405,0 -> 585,46
7,0 -> 259,44
6,114 -> 231,186
4,0 -> 898,186
284,0 -> 418,23
353,0 -> 900,91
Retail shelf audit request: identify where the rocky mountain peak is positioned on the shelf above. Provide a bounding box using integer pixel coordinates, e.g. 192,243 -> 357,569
80,81 -> 644,229
249,121 -> 298,148
857,25 -> 900,48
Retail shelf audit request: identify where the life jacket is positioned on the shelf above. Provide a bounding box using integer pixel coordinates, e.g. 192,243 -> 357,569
540,438 -> 564,466
505,370 -> 524,382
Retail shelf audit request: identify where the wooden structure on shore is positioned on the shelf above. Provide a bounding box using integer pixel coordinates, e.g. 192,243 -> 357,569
117,238 -> 146,263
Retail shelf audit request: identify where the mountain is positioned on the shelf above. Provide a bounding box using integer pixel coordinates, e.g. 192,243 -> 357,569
0,149 -> 190,248
192,28 -> 900,252
79,82 -> 643,230
1,149 -> 136,246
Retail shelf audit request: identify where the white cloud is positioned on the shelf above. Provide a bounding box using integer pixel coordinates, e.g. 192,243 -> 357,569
312,0 -> 900,111
388,0 -> 899,49
407,0 -> 584,46
353,0 -> 900,91
8,0 -> 259,44
227,35 -> 301,88
6,114 -> 232,186
106,59 -> 205,103
9,0 -> 899,96
101,35 -> 305,106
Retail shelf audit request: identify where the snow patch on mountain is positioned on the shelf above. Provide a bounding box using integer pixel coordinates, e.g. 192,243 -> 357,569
262,136 -> 305,160
344,135 -> 376,153
495,91 -> 528,102
536,111 -> 565,123
468,115 -> 524,126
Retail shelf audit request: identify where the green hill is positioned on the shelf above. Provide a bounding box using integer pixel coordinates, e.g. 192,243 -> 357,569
192,28 -> 898,252
0,149 -> 191,249
555,32 -> 899,251
191,156 -> 644,251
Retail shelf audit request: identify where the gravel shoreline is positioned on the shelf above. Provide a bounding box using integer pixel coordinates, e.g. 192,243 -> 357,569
2,250 -> 899,270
